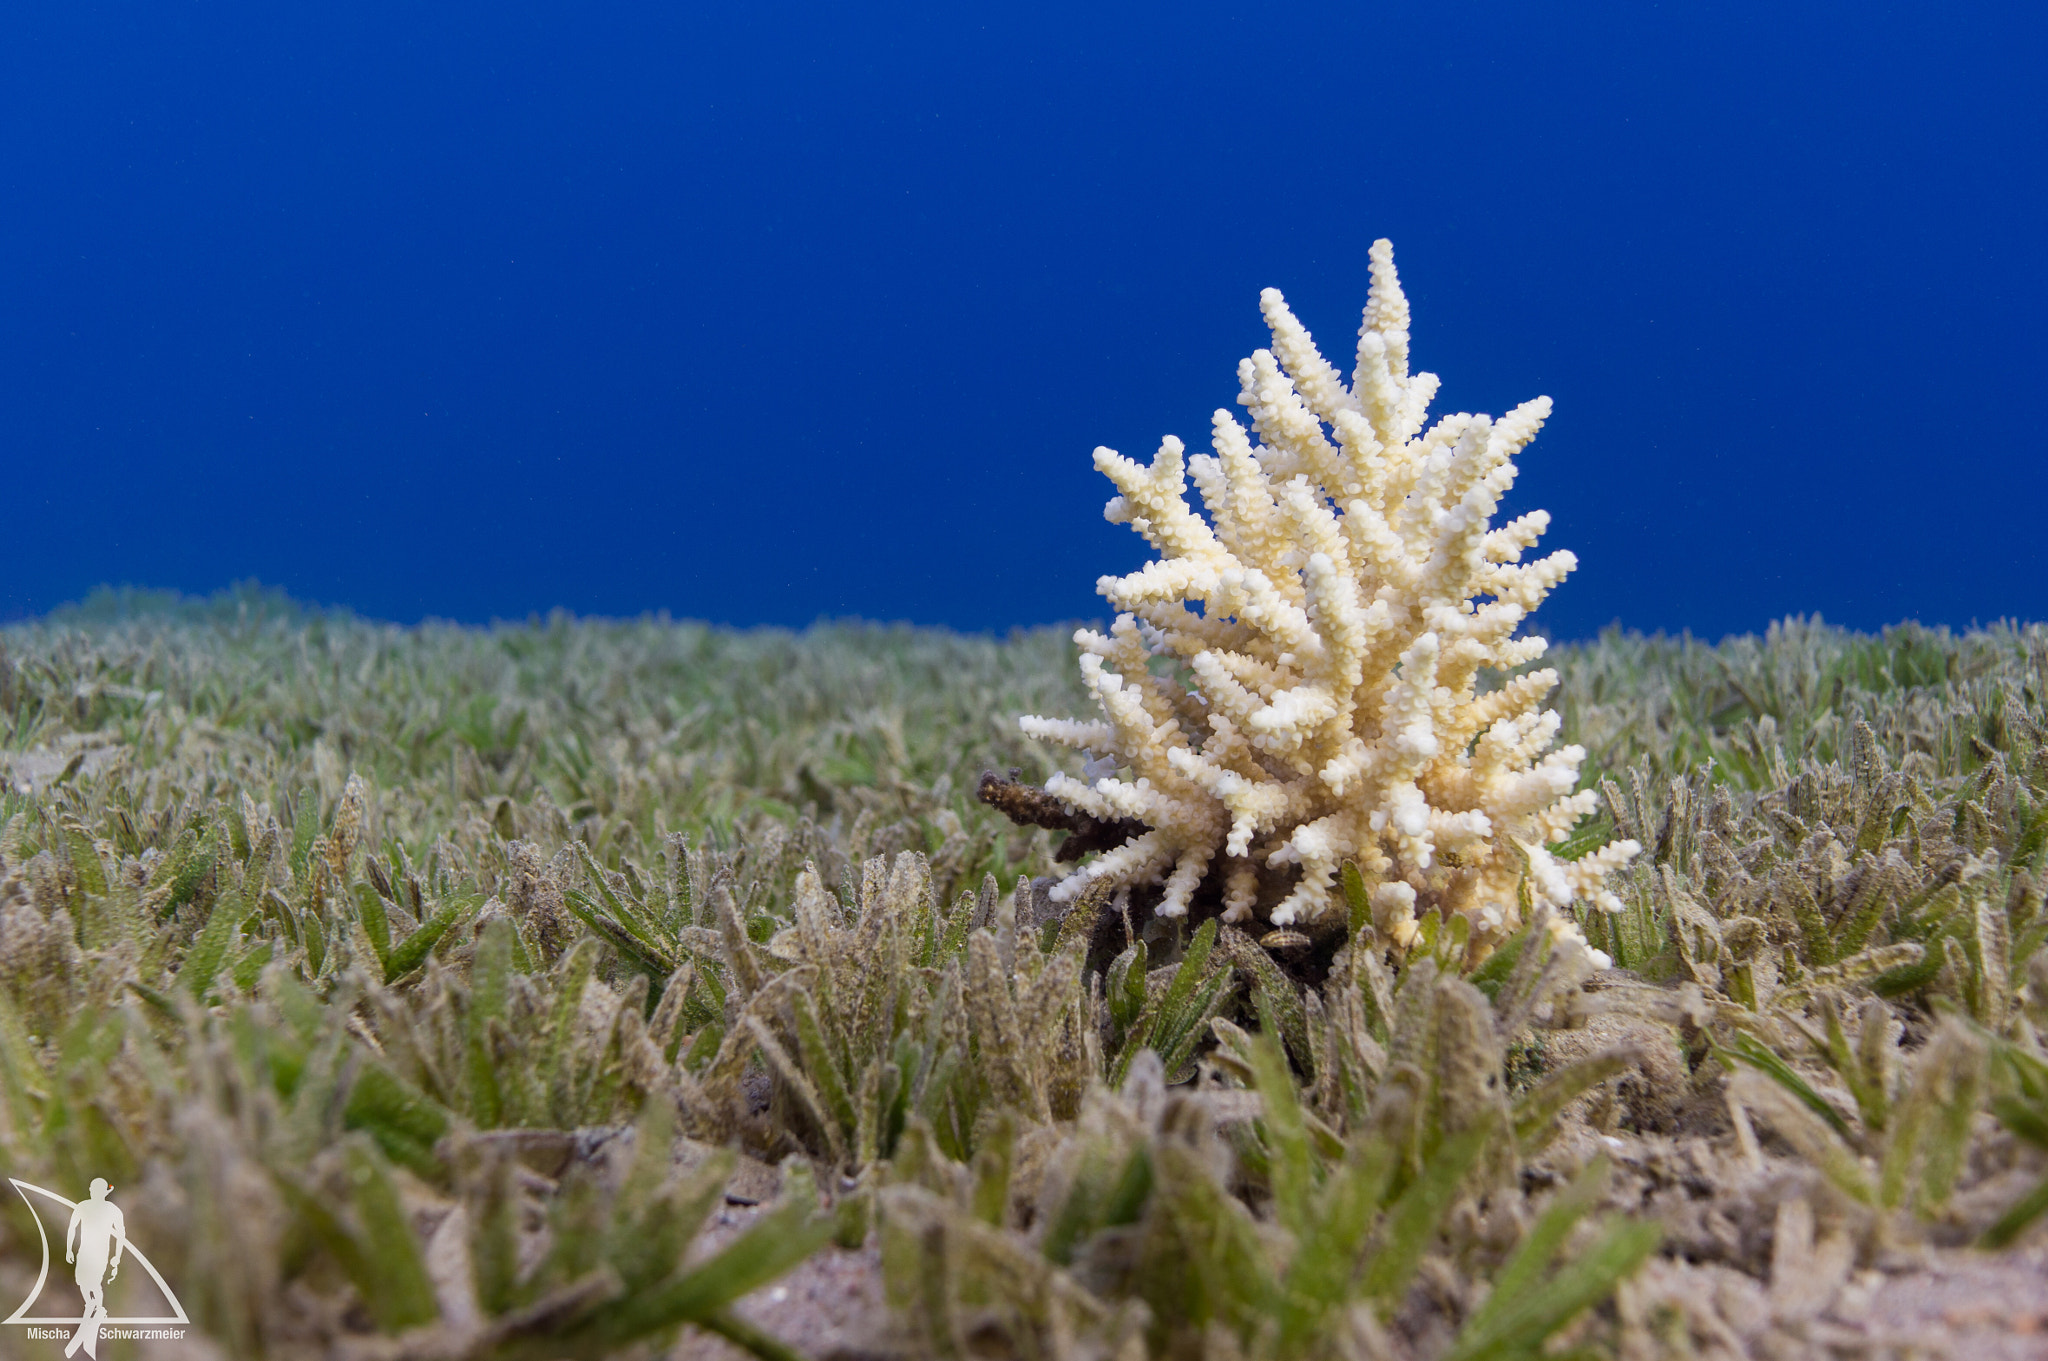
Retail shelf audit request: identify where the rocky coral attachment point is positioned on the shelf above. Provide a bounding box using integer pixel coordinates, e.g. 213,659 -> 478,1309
1018,239 -> 1639,959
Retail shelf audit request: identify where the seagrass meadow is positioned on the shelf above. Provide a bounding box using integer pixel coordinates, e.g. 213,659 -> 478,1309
2,588 -> 2047,1361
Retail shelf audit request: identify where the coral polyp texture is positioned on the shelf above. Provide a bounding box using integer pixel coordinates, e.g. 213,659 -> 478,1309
1021,239 -> 1639,954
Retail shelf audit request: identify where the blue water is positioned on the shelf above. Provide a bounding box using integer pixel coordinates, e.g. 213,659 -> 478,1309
4,1 -> 2041,638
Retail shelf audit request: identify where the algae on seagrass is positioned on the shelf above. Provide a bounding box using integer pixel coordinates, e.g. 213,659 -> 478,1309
0,592 -> 2045,1358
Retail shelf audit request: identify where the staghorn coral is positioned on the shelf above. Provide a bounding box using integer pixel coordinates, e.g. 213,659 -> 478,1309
1020,240 -> 1639,954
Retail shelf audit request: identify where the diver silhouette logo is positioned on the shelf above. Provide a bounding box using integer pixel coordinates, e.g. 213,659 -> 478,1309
5,1176 -> 188,1356
65,1179 -> 124,1356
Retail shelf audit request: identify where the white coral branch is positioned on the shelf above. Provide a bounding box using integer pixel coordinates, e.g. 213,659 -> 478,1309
1023,240 -> 1637,960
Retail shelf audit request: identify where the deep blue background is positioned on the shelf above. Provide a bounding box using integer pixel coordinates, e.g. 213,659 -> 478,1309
4,1 -> 2042,638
